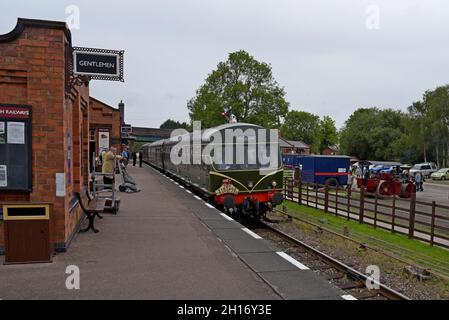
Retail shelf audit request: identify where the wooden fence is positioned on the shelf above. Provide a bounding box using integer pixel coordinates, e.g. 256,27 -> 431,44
283,178 -> 449,249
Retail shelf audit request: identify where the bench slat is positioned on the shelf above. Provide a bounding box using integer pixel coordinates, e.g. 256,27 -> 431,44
87,199 -> 106,212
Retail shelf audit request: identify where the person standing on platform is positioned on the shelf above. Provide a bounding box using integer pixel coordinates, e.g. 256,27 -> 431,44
132,151 -> 137,167
139,151 -> 143,168
121,146 -> 129,166
102,146 -> 121,189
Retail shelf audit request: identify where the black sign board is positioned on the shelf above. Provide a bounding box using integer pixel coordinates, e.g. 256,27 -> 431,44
121,125 -> 132,134
73,47 -> 124,82
0,104 -> 32,192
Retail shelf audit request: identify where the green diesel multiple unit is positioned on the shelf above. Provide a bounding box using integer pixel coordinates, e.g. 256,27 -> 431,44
141,123 -> 284,219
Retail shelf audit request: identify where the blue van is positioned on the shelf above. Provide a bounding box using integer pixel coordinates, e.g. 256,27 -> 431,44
282,155 -> 351,185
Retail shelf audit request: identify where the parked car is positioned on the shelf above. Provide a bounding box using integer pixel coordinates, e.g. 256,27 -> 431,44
370,165 -> 386,174
409,162 -> 438,178
430,168 -> 449,180
380,165 -> 402,175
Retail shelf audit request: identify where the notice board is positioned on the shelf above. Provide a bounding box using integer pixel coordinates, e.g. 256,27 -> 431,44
0,104 -> 32,192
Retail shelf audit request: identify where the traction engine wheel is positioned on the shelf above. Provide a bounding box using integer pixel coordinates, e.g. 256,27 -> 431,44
400,182 -> 416,198
376,180 -> 393,196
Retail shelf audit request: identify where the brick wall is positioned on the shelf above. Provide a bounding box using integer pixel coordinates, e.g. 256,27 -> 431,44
89,97 -> 122,154
0,19 -> 90,252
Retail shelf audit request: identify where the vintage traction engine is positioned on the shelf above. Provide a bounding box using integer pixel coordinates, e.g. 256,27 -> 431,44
357,172 -> 416,198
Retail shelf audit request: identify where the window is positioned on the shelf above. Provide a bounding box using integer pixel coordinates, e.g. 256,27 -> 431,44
89,129 -> 95,142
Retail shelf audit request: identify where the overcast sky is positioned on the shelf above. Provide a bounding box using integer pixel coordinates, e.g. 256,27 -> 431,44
1,0 -> 449,128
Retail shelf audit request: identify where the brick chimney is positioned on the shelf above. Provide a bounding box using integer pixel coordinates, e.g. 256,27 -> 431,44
118,100 -> 125,125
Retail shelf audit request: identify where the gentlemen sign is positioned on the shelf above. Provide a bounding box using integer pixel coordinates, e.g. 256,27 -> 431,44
73,47 -> 124,81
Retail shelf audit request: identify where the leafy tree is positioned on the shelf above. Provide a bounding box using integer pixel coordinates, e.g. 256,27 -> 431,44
339,108 -> 406,160
319,116 -> 338,153
281,111 -> 321,153
187,50 -> 289,128
160,119 -> 190,130
408,86 -> 449,167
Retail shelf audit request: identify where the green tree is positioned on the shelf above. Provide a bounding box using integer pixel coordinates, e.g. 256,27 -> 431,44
160,119 -> 190,130
187,50 -> 289,128
339,108 -> 406,160
281,111 -> 321,153
319,116 -> 338,153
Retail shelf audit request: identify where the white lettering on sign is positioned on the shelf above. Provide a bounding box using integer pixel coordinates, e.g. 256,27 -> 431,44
0,109 -> 29,117
79,61 -> 115,69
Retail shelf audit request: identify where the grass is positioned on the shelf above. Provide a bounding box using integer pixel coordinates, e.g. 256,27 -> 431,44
283,200 -> 449,276
287,187 -> 449,237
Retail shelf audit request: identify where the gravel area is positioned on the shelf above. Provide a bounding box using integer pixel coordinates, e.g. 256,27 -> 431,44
263,213 -> 449,300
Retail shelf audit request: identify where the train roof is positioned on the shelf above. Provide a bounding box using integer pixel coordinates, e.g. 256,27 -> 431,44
145,123 -> 265,147
284,154 -> 351,159
202,122 -> 263,139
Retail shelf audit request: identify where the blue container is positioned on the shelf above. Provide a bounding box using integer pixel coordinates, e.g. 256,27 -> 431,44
282,155 -> 351,185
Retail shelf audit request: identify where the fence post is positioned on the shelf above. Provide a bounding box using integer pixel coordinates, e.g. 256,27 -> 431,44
359,187 -> 365,224
324,184 -> 329,213
391,195 -> 396,233
288,179 -> 293,200
306,182 -> 309,206
408,192 -> 416,239
374,191 -> 378,228
298,179 -> 302,205
347,188 -> 350,220
335,186 -> 339,217
430,201 -> 436,246
283,177 -> 286,200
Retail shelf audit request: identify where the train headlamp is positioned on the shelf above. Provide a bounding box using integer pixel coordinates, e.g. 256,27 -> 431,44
248,181 -> 254,188
272,181 -> 277,187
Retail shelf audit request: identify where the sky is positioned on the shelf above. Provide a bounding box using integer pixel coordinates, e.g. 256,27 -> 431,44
1,0 -> 449,129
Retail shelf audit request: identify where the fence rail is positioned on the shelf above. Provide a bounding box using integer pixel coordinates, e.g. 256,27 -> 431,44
283,178 -> 449,249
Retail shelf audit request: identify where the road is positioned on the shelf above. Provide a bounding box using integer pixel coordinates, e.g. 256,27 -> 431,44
418,182 -> 449,204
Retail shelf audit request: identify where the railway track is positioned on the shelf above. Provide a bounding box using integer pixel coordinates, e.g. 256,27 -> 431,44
252,220 -> 410,300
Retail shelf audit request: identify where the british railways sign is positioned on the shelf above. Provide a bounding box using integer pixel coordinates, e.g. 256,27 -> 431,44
73,47 -> 124,81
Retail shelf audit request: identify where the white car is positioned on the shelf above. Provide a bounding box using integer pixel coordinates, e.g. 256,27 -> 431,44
409,163 -> 438,178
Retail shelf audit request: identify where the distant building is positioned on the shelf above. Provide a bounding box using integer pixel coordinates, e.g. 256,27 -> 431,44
279,138 -> 310,155
322,145 -> 339,156
128,127 -> 173,151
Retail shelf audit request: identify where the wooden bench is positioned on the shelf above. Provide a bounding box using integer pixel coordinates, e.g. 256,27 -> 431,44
75,192 -> 105,233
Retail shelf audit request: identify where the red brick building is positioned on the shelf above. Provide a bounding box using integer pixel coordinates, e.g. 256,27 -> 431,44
279,137 -> 310,155
322,145 -> 339,156
0,18 -> 120,255
89,97 -> 123,169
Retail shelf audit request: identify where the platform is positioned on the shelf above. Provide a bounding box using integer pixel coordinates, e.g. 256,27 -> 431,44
0,165 -> 344,300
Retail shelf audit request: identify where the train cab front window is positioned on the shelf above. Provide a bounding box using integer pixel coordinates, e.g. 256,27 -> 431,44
212,143 -> 280,171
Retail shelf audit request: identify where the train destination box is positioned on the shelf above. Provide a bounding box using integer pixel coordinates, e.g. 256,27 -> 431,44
3,204 -> 52,265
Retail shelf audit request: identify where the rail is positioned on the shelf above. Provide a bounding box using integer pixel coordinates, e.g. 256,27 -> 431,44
259,220 -> 410,300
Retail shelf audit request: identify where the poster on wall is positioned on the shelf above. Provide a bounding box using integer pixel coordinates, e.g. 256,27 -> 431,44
7,122 -> 25,144
98,129 -> 110,153
0,122 -> 5,144
0,104 -> 32,192
0,165 -> 7,187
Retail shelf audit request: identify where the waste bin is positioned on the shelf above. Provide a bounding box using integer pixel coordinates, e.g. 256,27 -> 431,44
3,204 -> 52,264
